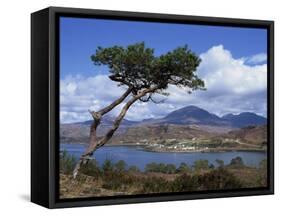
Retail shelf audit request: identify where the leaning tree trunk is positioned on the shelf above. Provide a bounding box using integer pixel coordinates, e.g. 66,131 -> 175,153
72,87 -> 157,179
72,112 -> 101,179
72,87 -> 132,179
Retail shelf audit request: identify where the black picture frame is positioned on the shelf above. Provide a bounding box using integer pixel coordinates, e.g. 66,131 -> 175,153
31,6 -> 274,208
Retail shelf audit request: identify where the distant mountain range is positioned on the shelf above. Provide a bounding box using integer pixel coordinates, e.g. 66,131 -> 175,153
71,105 -> 266,128
221,112 -> 267,128
60,106 -> 267,144
157,105 -> 266,127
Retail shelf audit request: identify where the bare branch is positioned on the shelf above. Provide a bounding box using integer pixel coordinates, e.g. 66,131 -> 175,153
85,88 -> 158,157
139,93 -> 152,102
96,87 -> 158,149
150,96 -> 166,104
139,92 -> 166,104
90,86 -> 133,117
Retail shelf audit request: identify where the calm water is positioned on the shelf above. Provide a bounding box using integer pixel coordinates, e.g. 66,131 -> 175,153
60,143 -> 266,170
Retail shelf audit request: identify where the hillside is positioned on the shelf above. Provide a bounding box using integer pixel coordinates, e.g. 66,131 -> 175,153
60,105 -> 267,146
109,124 -> 214,144
226,125 -> 267,146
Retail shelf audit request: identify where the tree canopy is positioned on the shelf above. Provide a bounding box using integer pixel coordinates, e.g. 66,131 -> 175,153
91,42 -> 205,102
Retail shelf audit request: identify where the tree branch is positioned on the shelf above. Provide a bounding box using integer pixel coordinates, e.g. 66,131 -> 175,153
73,86 -> 157,178
96,87 -> 158,149
73,87 -> 132,178
91,86 -> 133,117
108,74 -> 133,89
88,87 -> 157,153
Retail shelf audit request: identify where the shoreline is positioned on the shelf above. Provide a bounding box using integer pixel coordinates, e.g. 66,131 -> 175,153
61,143 -> 266,153
142,147 -> 266,153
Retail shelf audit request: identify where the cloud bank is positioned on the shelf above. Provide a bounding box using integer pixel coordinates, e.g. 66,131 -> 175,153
60,45 -> 267,123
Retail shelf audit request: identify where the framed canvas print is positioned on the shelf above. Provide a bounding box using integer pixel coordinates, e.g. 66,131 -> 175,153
31,6 -> 274,208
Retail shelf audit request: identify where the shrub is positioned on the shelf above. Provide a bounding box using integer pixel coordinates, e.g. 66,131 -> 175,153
158,163 -> 166,173
145,162 -> 178,174
215,159 -> 225,168
171,174 -> 199,192
114,160 -> 127,172
140,177 -> 170,193
128,165 -> 140,173
145,162 -> 158,172
102,174 -> 123,190
80,159 -> 101,178
193,159 -> 209,172
257,159 -> 267,186
259,159 -> 267,170
229,156 -> 244,168
198,168 -> 242,190
102,159 -> 114,173
59,150 -> 76,174
102,171 -> 138,190
176,162 -> 191,173
165,164 -> 177,174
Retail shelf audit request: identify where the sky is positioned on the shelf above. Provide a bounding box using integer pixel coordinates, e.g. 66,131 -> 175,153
59,17 -> 268,123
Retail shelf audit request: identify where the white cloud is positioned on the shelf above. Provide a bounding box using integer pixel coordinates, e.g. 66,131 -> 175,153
161,45 -> 267,117
244,53 -> 267,65
198,45 -> 267,95
161,45 -> 267,116
60,45 -> 267,123
60,74 -> 126,123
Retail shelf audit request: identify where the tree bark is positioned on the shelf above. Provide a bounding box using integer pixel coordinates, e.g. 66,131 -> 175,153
96,89 -> 154,148
72,86 -> 157,179
83,87 -> 133,156
72,112 -> 101,179
72,87 -> 132,179
98,87 -> 133,115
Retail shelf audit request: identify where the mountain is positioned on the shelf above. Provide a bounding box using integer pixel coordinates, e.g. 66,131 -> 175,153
159,105 -> 228,126
60,106 -> 267,143
140,106 -> 266,128
138,106 -> 229,126
63,106 -> 267,128
222,112 -> 267,128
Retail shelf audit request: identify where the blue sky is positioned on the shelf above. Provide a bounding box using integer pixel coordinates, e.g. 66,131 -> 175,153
60,17 -> 267,78
60,17 -> 268,123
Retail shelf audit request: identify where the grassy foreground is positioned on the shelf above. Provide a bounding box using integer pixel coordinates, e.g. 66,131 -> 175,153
59,152 -> 267,199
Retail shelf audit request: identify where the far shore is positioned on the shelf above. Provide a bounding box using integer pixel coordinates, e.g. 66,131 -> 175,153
142,147 -> 266,153
61,142 -> 266,153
